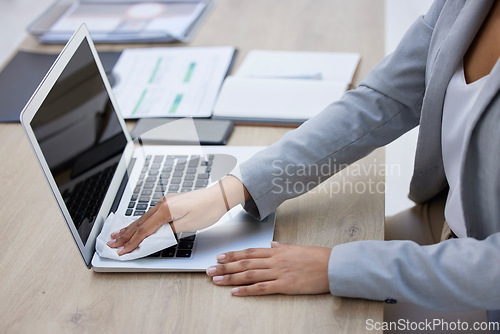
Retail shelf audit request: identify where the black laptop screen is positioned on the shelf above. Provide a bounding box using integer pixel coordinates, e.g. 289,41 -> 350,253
30,37 -> 128,245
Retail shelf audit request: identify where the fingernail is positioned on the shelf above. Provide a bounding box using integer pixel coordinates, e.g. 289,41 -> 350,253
216,254 -> 226,262
107,239 -> 116,246
206,267 -> 216,276
111,231 -> 120,238
212,276 -> 224,283
231,288 -> 239,296
271,241 -> 279,247
116,246 -> 124,255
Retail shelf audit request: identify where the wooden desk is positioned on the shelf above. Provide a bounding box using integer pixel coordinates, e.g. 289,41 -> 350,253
0,0 -> 385,332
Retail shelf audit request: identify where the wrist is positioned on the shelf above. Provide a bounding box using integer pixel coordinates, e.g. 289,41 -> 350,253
215,175 -> 251,210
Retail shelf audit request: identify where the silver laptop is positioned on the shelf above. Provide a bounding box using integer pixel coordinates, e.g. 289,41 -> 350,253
20,25 -> 275,272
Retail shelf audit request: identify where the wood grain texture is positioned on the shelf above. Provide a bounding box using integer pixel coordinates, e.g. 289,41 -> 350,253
0,0 -> 385,333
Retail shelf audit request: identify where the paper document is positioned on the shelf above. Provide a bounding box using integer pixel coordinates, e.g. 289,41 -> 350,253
112,46 -> 235,119
235,50 -> 360,83
214,77 -> 347,123
213,50 -> 360,124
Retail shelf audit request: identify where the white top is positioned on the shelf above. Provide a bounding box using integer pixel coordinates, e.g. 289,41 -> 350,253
442,64 -> 490,238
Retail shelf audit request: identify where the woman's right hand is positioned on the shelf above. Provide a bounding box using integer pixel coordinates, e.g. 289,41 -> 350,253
107,175 -> 250,256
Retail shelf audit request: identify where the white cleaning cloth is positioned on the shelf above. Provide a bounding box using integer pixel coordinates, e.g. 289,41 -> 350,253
96,213 -> 177,261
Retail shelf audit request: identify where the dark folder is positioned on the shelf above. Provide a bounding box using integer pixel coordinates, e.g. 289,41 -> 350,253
0,51 -> 121,123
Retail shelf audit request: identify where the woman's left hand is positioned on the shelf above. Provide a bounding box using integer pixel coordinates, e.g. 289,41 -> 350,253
205,242 -> 332,296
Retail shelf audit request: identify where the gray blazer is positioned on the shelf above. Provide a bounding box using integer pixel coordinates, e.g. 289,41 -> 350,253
234,0 -> 500,313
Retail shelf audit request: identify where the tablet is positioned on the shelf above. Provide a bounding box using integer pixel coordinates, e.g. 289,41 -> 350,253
131,118 -> 234,145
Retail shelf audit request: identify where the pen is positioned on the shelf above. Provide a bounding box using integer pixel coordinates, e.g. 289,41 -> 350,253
249,72 -> 323,80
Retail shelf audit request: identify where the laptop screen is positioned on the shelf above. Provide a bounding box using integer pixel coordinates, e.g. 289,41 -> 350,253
30,37 -> 128,245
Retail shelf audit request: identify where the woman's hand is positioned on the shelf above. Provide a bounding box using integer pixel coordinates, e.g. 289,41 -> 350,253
107,187 -> 225,255
108,175 -> 250,256
206,242 -> 332,296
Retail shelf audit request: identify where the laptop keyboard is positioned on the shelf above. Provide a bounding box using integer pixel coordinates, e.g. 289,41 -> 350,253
127,154 -> 214,259
148,232 -> 196,258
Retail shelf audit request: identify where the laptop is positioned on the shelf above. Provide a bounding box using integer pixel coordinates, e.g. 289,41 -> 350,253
20,24 -> 275,272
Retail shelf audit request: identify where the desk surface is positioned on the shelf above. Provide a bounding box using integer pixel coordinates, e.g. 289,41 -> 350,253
0,0 -> 385,332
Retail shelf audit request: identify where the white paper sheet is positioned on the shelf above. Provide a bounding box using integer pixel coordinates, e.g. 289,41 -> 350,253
111,46 -> 235,118
213,76 -> 348,122
213,49 -> 359,123
235,50 -> 360,83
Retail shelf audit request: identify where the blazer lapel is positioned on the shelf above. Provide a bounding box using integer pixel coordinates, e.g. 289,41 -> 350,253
410,0 -> 494,202
421,0 -> 493,151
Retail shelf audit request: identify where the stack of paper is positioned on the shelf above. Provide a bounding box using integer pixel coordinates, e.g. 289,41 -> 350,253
29,1 -> 214,44
213,50 -> 360,124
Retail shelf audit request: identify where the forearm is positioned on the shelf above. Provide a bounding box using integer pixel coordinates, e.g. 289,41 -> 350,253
329,233 -> 500,311
218,175 -> 252,209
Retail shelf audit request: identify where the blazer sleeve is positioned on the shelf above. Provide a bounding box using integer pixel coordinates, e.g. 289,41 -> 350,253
329,233 -> 500,311
231,0 -> 446,220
